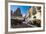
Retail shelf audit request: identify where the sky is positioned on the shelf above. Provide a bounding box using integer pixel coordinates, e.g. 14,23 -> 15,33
11,5 -> 32,15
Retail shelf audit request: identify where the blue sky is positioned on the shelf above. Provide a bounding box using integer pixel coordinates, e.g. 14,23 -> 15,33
11,5 -> 32,15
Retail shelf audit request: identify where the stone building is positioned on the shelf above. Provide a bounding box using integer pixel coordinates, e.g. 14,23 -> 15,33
14,8 -> 22,17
